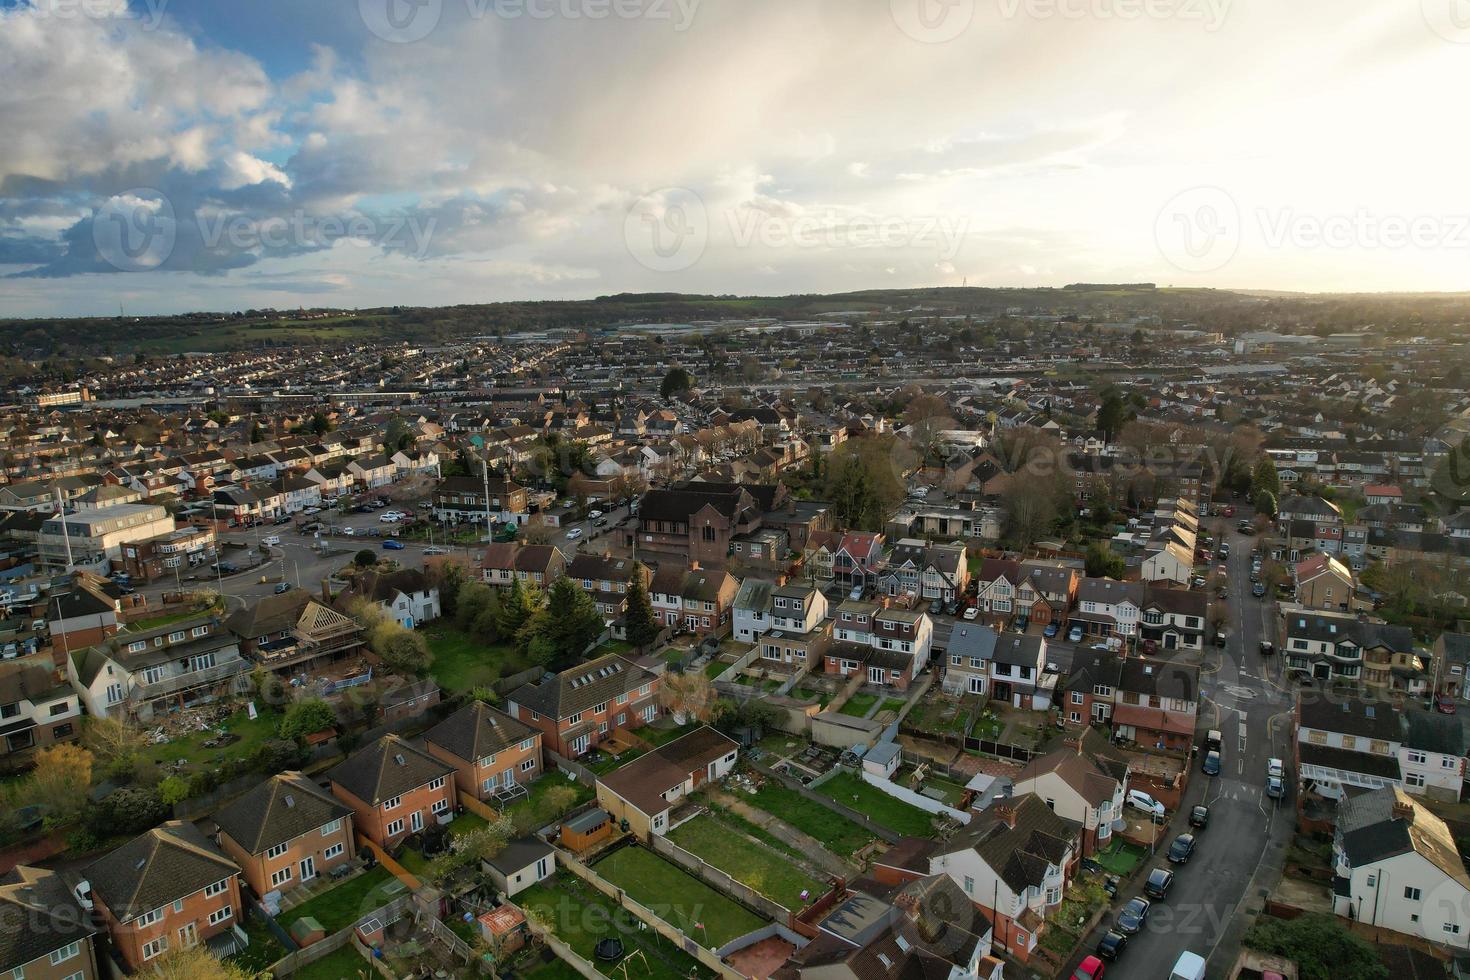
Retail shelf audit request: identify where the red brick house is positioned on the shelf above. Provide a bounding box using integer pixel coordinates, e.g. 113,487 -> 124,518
327,735 -> 457,849
505,653 -> 659,757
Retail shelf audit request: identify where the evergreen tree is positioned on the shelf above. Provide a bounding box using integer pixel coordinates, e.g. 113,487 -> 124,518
496,576 -> 540,639
623,565 -> 660,649
1253,457 -> 1281,498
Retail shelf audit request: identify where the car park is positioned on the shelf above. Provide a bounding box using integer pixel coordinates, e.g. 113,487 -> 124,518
1202,750 -> 1221,776
1167,834 -> 1196,864
1115,897 -> 1150,934
1096,931 -> 1128,961
1072,955 -> 1105,980
1189,804 -> 1210,828
1144,867 -> 1175,898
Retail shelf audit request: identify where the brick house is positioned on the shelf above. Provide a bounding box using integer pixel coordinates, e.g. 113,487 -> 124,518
82,821 -> 244,971
506,653 -> 659,757
424,701 -> 543,803
631,484 -> 778,569
596,727 -> 740,839
0,865 -> 99,980
214,771 -> 355,898
0,661 -> 82,770
826,600 -> 932,690
566,553 -> 649,623
1011,729 -> 1130,856
649,564 -> 738,637
480,542 -> 565,589
327,735 -> 457,849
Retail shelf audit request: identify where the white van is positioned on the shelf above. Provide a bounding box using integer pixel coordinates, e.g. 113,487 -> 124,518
1169,951 -> 1206,980
262,534 -> 281,547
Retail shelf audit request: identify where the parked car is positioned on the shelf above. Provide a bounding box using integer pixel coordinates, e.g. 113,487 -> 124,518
963,606 -> 979,621
1259,640 -> 1275,656
274,582 -> 292,594
382,539 -> 405,550
566,527 -> 584,541
1141,638 -> 1158,655
589,509 -> 604,519
1170,952 -> 1207,980
1044,621 -> 1060,638
1223,506 -> 1235,518
1072,955 -> 1105,980
379,513 -> 402,523
1096,931 -> 1128,962
1267,757 -> 1285,779
1266,776 -> 1285,799
1068,624 -> 1084,642
1189,804 -> 1210,828
1144,867 -> 1175,899
1101,873 -> 1120,897
1202,750 -> 1221,776
1126,790 -> 1165,818
1213,630 -> 1227,648
1115,897 -> 1150,934
424,546 -> 447,556
1167,834 -> 1196,864
1438,694 -> 1458,715
1252,583 -> 1267,597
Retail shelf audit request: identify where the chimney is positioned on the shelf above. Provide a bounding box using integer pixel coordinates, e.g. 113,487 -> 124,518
992,803 -> 1018,829
1392,797 -> 1415,825
881,595 -> 893,609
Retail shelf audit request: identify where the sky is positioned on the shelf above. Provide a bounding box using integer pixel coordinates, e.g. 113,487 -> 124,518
2,0 -> 1469,317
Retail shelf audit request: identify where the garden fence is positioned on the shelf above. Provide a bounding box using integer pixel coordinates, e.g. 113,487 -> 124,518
647,833 -> 792,923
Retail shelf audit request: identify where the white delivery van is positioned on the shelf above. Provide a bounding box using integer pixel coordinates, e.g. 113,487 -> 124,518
1169,951 -> 1207,980
262,534 -> 281,547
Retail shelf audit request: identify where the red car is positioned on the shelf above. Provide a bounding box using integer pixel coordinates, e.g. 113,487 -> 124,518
1438,695 -> 1458,715
1073,955 -> 1105,980
1224,506 -> 1236,518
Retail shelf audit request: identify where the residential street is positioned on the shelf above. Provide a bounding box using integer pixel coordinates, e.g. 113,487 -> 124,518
1063,521 -> 1296,978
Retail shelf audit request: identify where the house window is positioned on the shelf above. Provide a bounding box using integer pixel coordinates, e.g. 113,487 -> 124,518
1447,923 -> 1464,936
428,776 -> 446,791
142,938 -> 167,961
207,906 -> 232,926
386,819 -> 405,836
191,626 -> 209,638
135,908 -> 163,928
1406,773 -> 1426,788
49,941 -> 80,965
432,798 -> 450,815
266,842 -> 289,859
520,758 -> 536,772
1406,887 -> 1422,901
324,843 -> 345,860
963,876 -> 974,894
567,712 -> 582,726
1408,750 -> 1427,765
383,796 -> 402,810
168,631 -> 186,643
1071,692 -> 1084,705
105,683 -> 125,705
270,867 -> 293,887
321,818 -> 342,835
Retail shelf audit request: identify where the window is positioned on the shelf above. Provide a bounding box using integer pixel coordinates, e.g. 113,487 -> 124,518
270,867 -> 293,887
593,702 -> 608,715
567,712 -> 582,726
324,842 -> 345,860
479,754 -> 496,768
105,683 -> 125,705
1071,692 -> 1084,705
1444,757 -> 1459,769
207,906 -> 232,926
1405,886 -> 1422,901
142,938 -> 167,961
963,875 -> 974,894
383,796 -> 402,810
428,776 -> 446,791
266,842 -> 289,859
1406,773 -> 1426,788
1407,750 -> 1427,765
431,798 -> 450,814
1366,873 -> 1377,886
135,908 -> 163,928
1446,923 -> 1462,936
386,819 -> 404,836
168,630 -> 186,643
321,818 -> 342,835
191,625 -> 209,638
49,701 -> 69,716
143,666 -> 166,686
49,941 -> 80,965
127,641 -> 146,653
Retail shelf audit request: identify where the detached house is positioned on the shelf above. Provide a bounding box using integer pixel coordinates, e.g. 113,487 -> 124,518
334,568 -> 440,629
226,589 -> 365,676
328,734 -> 457,849
424,701 -> 542,803
480,542 -> 565,590
1138,585 -> 1208,652
1281,611 -> 1420,692
1012,730 -> 1130,856
1293,554 -> 1359,612
506,653 -> 659,757
81,821 -> 244,971
214,771 -> 355,898
648,564 -> 738,637
68,614 -> 249,722
0,661 -> 82,768
0,865 -> 99,980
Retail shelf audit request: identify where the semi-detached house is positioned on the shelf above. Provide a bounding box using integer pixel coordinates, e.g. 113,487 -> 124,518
214,771 -> 355,898
328,734 -> 457,849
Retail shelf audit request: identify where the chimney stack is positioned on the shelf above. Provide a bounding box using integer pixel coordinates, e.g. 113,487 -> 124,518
991,802 -> 1018,829
1392,796 -> 1416,825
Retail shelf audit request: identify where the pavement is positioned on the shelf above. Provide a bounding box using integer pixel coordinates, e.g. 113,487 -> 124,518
1059,516 -> 1296,979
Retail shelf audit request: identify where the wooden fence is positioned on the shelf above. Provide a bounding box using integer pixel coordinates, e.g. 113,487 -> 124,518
269,895 -> 412,976
355,833 -> 423,891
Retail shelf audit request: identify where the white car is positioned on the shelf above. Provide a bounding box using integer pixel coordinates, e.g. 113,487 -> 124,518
589,509 -> 604,519
379,513 -> 400,523
962,606 -> 979,621
1267,757 -> 1285,779
566,527 -> 584,541
1126,790 -> 1165,817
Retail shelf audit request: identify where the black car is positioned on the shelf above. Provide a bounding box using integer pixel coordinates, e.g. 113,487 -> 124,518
1167,834 -> 1196,864
1116,897 -> 1150,934
1102,873 -> 1120,897
1202,750 -> 1221,776
1189,804 -> 1210,828
1144,867 -> 1174,899
1097,930 -> 1129,961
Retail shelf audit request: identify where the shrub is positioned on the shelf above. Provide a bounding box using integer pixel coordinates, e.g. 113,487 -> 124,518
92,787 -> 170,835
157,776 -> 191,806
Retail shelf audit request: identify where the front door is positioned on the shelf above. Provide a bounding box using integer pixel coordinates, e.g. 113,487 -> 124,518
300,855 -> 316,882
410,810 -> 424,832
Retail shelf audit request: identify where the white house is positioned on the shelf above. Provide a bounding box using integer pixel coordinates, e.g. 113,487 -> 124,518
1010,729 -> 1129,856
1332,788 -> 1470,949
1141,541 -> 1192,586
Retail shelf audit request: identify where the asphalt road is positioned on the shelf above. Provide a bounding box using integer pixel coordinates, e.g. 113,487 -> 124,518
1063,518 -> 1296,978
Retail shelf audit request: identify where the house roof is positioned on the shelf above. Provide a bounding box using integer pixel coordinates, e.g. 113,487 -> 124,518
1015,729 -> 1129,807
424,701 -> 537,765
509,653 -> 655,720
1338,787 -> 1470,890
84,820 -> 238,922
327,734 -> 454,806
597,726 -> 738,817
0,865 -> 95,973
214,771 -> 352,857
940,794 -> 1079,893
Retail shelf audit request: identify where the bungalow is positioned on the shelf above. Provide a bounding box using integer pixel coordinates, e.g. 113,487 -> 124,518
595,726 -> 740,839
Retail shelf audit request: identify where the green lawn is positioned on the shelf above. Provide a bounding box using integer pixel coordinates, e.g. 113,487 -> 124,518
517,875 -> 716,980
1094,840 -> 1147,875
815,771 -> 936,836
838,693 -> 878,717
592,846 -> 767,947
126,600 -> 225,632
748,779 -> 877,854
504,771 -> 595,832
669,813 -> 824,910
895,766 -> 969,806
521,951 -> 587,980
425,623 -> 528,693
878,698 -> 907,715
791,686 -> 833,707
281,866 -> 405,934
288,943 -> 378,980
138,705 -> 285,778
904,697 -> 976,737
704,658 -> 733,679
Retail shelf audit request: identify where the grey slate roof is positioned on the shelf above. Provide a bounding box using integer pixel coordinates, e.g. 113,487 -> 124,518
327,734 -> 453,806
0,865 -> 96,973
424,701 -> 536,765
84,821 -> 238,922
214,771 -> 352,856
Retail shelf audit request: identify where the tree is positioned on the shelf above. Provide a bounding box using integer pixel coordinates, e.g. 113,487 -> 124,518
1254,489 -> 1278,518
27,743 -> 93,821
157,776 -> 191,806
307,411 -> 334,436
1253,457 -> 1281,499
432,561 -> 468,619
376,627 -> 432,676
658,673 -> 718,724
429,814 -> 514,881
1243,914 -> 1386,980
137,944 -> 256,980
623,566 -> 660,649
524,578 -> 604,664
354,548 -> 378,568
90,787 -> 169,836
1095,390 -> 1135,441
1084,543 -> 1126,579
496,577 -> 540,639
278,699 -> 337,741
660,366 -> 694,400
824,437 -> 905,531
456,581 -> 497,634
